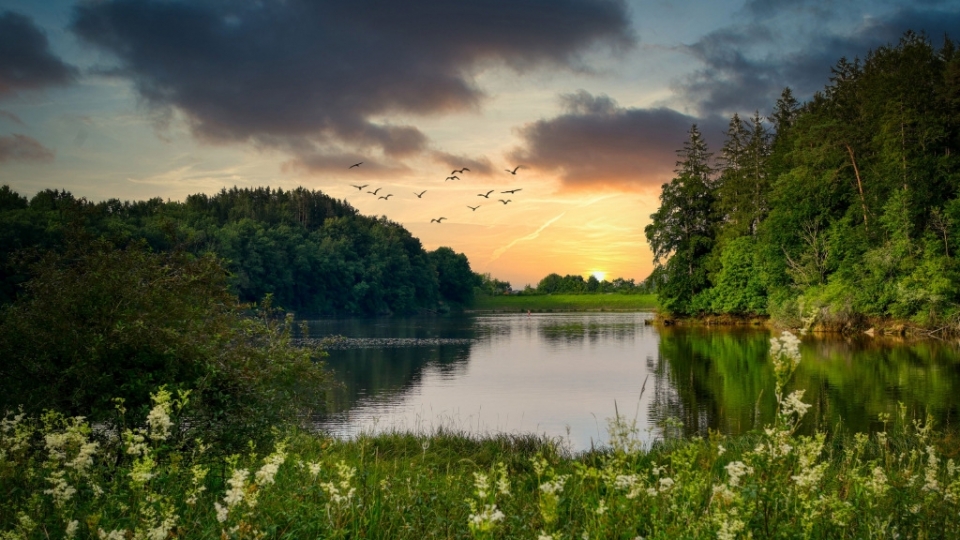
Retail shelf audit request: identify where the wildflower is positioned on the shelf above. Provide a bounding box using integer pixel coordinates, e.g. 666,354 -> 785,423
495,462 -> 511,496
658,477 -> 675,492
224,468 -> 250,507
473,471 -> 490,499
129,454 -> 156,486
712,484 -> 736,505
214,502 -> 229,523
596,498 -> 607,515
865,466 -> 888,496
308,461 -> 322,477
539,476 -> 567,496
320,461 -> 357,506
717,444 -> 726,456
186,464 -> 208,505
923,446 -> 940,492
467,504 -> 504,534
65,520 -> 79,538
145,387 -> 174,442
716,514 -> 745,540
780,390 -> 811,419
98,529 -> 127,540
538,534 -> 555,540
724,461 -> 753,487
44,470 -> 76,508
255,442 -> 287,486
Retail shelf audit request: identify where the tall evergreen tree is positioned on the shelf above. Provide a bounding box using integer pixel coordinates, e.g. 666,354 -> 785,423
645,125 -> 717,314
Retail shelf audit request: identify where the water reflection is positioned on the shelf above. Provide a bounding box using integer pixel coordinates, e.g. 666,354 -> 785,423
304,314 -> 960,452
652,327 -> 960,438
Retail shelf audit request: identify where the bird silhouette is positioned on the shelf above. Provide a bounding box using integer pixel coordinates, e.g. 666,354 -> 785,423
349,162 -> 363,169
460,167 -> 470,173
451,167 -> 471,174
367,188 -> 382,195
351,184 -> 368,190
445,175 -> 460,181
414,190 -> 427,198
430,217 -> 447,223
478,190 -> 494,198
498,199 -> 511,205
501,188 -> 522,194
467,205 -> 480,211
378,194 -> 393,200
505,165 -> 522,175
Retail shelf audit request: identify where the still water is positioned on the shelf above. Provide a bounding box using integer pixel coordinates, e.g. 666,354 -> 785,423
303,313 -> 960,452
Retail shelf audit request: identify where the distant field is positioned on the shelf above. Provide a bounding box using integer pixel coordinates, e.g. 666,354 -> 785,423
470,293 -> 657,312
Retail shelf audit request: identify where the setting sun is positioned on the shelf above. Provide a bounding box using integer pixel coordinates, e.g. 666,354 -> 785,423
590,270 -> 606,282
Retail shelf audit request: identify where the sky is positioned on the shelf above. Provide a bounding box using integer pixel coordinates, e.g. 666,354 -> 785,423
1,0 -> 958,287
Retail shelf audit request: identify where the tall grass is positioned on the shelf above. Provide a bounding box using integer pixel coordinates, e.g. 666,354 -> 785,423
3,332 -> 960,539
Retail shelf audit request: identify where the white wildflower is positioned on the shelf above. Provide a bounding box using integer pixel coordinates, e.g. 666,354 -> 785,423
923,446 -> 940,492
538,534 -> 555,540
214,502 -> 229,523
717,444 -> 726,456
865,466 -> 888,496
98,529 -> 127,540
467,504 -> 504,534
43,470 -> 76,508
712,484 -> 735,505
495,462 -> 511,496
65,520 -> 79,538
473,471 -> 490,499
223,468 -> 250,507
539,476 -> 567,496
658,477 -> 675,492
596,498 -> 607,515
725,461 -> 753,487
308,461 -> 322,477
716,515 -> 745,540
780,390 -> 811,419
146,388 -> 174,442
255,442 -> 287,486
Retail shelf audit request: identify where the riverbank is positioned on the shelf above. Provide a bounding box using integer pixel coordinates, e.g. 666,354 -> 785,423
470,293 -> 657,312
5,407 -> 959,539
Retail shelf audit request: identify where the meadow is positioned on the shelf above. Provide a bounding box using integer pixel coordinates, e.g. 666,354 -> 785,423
4,332 -> 960,539
471,294 -> 657,313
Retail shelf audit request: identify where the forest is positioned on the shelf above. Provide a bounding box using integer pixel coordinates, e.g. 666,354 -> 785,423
645,32 -> 960,329
0,185 -> 480,316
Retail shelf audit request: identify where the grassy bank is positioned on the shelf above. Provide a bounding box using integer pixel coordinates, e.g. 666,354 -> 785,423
4,333 -> 960,539
471,293 -> 657,312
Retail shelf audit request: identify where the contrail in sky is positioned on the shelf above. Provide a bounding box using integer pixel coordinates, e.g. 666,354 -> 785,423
485,195 -> 615,265
488,212 -> 566,264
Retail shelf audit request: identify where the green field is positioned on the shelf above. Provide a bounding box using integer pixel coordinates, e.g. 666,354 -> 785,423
471,293 -> 657,312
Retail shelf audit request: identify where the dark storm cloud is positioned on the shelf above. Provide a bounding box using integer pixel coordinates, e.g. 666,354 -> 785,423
70,0 -> 634,163
675,4 -> 960,115
0,134 -> 55,163
510,91 -> 725,190
0,11 -> 78,98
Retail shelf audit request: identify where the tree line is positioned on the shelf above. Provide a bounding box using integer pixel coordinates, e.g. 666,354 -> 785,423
645,31 -> 960,328
0,185 -> 480,316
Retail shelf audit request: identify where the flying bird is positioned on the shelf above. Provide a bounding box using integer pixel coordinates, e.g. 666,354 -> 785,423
445,175 -> 460,181
351,184 -> 368,191
498,199 -> 511,205
478,190 -> 494,198
452,167 -> 471,174
467,205 -> 480,211
379,194 -> 393,200
430,217 -> 447,223
501,188 -> 522,194
414,190 -> 427,198
367,188 -> 382,195
505,165 -> 522,175
349,162 -> 363,169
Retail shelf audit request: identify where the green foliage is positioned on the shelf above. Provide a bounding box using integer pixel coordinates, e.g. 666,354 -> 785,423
476,273 -> 512,296
428,246 -> 481,306
0,185 -> 481,315
0,237 -> 331,450
648,32 -> 960,327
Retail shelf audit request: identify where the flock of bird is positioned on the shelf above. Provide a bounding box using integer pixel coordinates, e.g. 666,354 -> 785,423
348,162 -> 525,224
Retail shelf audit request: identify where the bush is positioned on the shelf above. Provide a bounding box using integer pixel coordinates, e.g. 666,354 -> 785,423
0,237 -> 331,450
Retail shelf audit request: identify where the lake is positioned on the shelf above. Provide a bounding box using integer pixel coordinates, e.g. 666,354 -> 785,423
303,312 -> 960,452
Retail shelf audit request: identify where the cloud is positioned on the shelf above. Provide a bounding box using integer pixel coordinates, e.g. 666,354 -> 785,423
673,4 -> 960,116
0,110 -> 24,126
431,151 -> 494,176
0,134 -> 55,163
70,0 -> 634,165
509,91 -> 726,189
0,11 -> 78,98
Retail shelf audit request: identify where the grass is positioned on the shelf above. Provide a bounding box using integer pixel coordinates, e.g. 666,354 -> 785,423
471,294 -> 657,312
5,333 -> 960,539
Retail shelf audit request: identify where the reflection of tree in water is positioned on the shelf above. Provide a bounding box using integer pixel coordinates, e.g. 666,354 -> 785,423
649,327 -> 960,438
537,318 -> 643,347
322,343 -> 472,413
